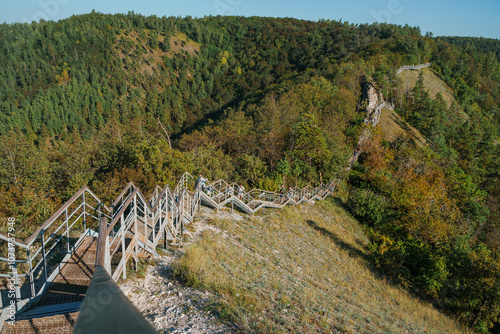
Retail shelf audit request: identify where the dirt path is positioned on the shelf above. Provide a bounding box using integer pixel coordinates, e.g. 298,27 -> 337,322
119,208 -> 235,333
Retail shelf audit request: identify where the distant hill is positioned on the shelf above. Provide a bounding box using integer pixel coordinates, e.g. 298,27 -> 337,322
438,36 -> 500,61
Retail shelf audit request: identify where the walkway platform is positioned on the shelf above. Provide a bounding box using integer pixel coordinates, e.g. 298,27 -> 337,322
2,237 -> 97,334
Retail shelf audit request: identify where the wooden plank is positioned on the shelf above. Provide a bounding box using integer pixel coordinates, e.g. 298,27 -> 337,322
95,218 -> 108,267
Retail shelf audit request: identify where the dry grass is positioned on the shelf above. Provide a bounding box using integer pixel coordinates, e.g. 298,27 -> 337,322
379,66 -> 471,147
399,68 -> 468,121
174,200 -> 471,333
115,31 -> 200,76
378,107 -> 427,147
167,32 -> 201,57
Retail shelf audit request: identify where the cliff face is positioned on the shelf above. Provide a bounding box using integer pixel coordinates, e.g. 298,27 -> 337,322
365,84 -> 378,115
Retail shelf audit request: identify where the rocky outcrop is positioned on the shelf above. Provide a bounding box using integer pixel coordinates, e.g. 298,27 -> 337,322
365,84 -> 378,115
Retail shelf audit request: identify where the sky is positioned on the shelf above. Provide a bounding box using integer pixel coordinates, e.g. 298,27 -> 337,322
1,0 -> 499,39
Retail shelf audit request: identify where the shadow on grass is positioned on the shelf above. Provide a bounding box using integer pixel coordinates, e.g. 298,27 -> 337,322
305,218 -> 423,301
390,112 -> 413,133
331,196 -> 349,211
306,219 -> 371,263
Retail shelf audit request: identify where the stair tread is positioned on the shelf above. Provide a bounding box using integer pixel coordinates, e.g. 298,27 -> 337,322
1,312 -> 78,334
16,302 -> 82,321
37,237 -> 96,307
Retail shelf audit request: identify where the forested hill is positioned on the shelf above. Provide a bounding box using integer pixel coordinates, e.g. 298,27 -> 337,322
438,36 -> 500,62
0,14 -> 421,136
0,13 -> 500,333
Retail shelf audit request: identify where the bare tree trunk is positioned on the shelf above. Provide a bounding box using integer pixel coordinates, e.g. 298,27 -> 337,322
157,119 -> 172,149
6,149 -> 18,186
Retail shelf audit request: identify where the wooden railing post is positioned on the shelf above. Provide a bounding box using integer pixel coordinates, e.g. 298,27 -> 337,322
96,216 -> 111,274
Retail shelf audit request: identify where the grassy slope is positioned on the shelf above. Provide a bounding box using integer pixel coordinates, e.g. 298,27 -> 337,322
174,199 -> 470,333
115,31 -> 200,76
399,67 -> 469,121
378,66 -> 470,147
378,107 -> 427,147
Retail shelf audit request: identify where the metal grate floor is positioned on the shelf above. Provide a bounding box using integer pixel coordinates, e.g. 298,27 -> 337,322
1,312 -> 78,334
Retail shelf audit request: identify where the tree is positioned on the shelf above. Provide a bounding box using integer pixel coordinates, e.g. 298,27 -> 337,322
288,114 -> 332,182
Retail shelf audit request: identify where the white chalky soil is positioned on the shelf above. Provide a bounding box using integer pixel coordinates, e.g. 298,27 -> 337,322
120,208 -> 235,334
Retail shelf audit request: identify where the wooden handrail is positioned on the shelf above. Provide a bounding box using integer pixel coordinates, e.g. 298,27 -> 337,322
74,265 -> 156,334
25,186 -> 89,245
0,231 -> 28,248
95,217 -> 108,267
111,181 -> 135,208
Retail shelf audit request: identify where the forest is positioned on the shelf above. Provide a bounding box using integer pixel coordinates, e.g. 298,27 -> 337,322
0,12 -> 499,332
439,36 -> 500,62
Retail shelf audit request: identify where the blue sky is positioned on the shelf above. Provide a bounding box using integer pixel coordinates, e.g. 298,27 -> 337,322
1,0 -> 499,38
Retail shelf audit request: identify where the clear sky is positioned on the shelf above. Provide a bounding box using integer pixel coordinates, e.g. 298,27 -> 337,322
1,0 -> 499,39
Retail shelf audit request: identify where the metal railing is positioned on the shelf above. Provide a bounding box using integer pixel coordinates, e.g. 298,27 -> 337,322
0,187 -> 111,318
93,177 -> 202,282
396,62 -> 432,74
0,171 -> 341,324
74,217 -> 156,334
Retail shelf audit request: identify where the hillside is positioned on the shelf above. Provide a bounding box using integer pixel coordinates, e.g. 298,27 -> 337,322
438,36 -> 500,62
171,200 -> 469,333
378,106 -> 427,147
0,13 -> 499,333
115,31 -> 201,76
398,67 -> 469,121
